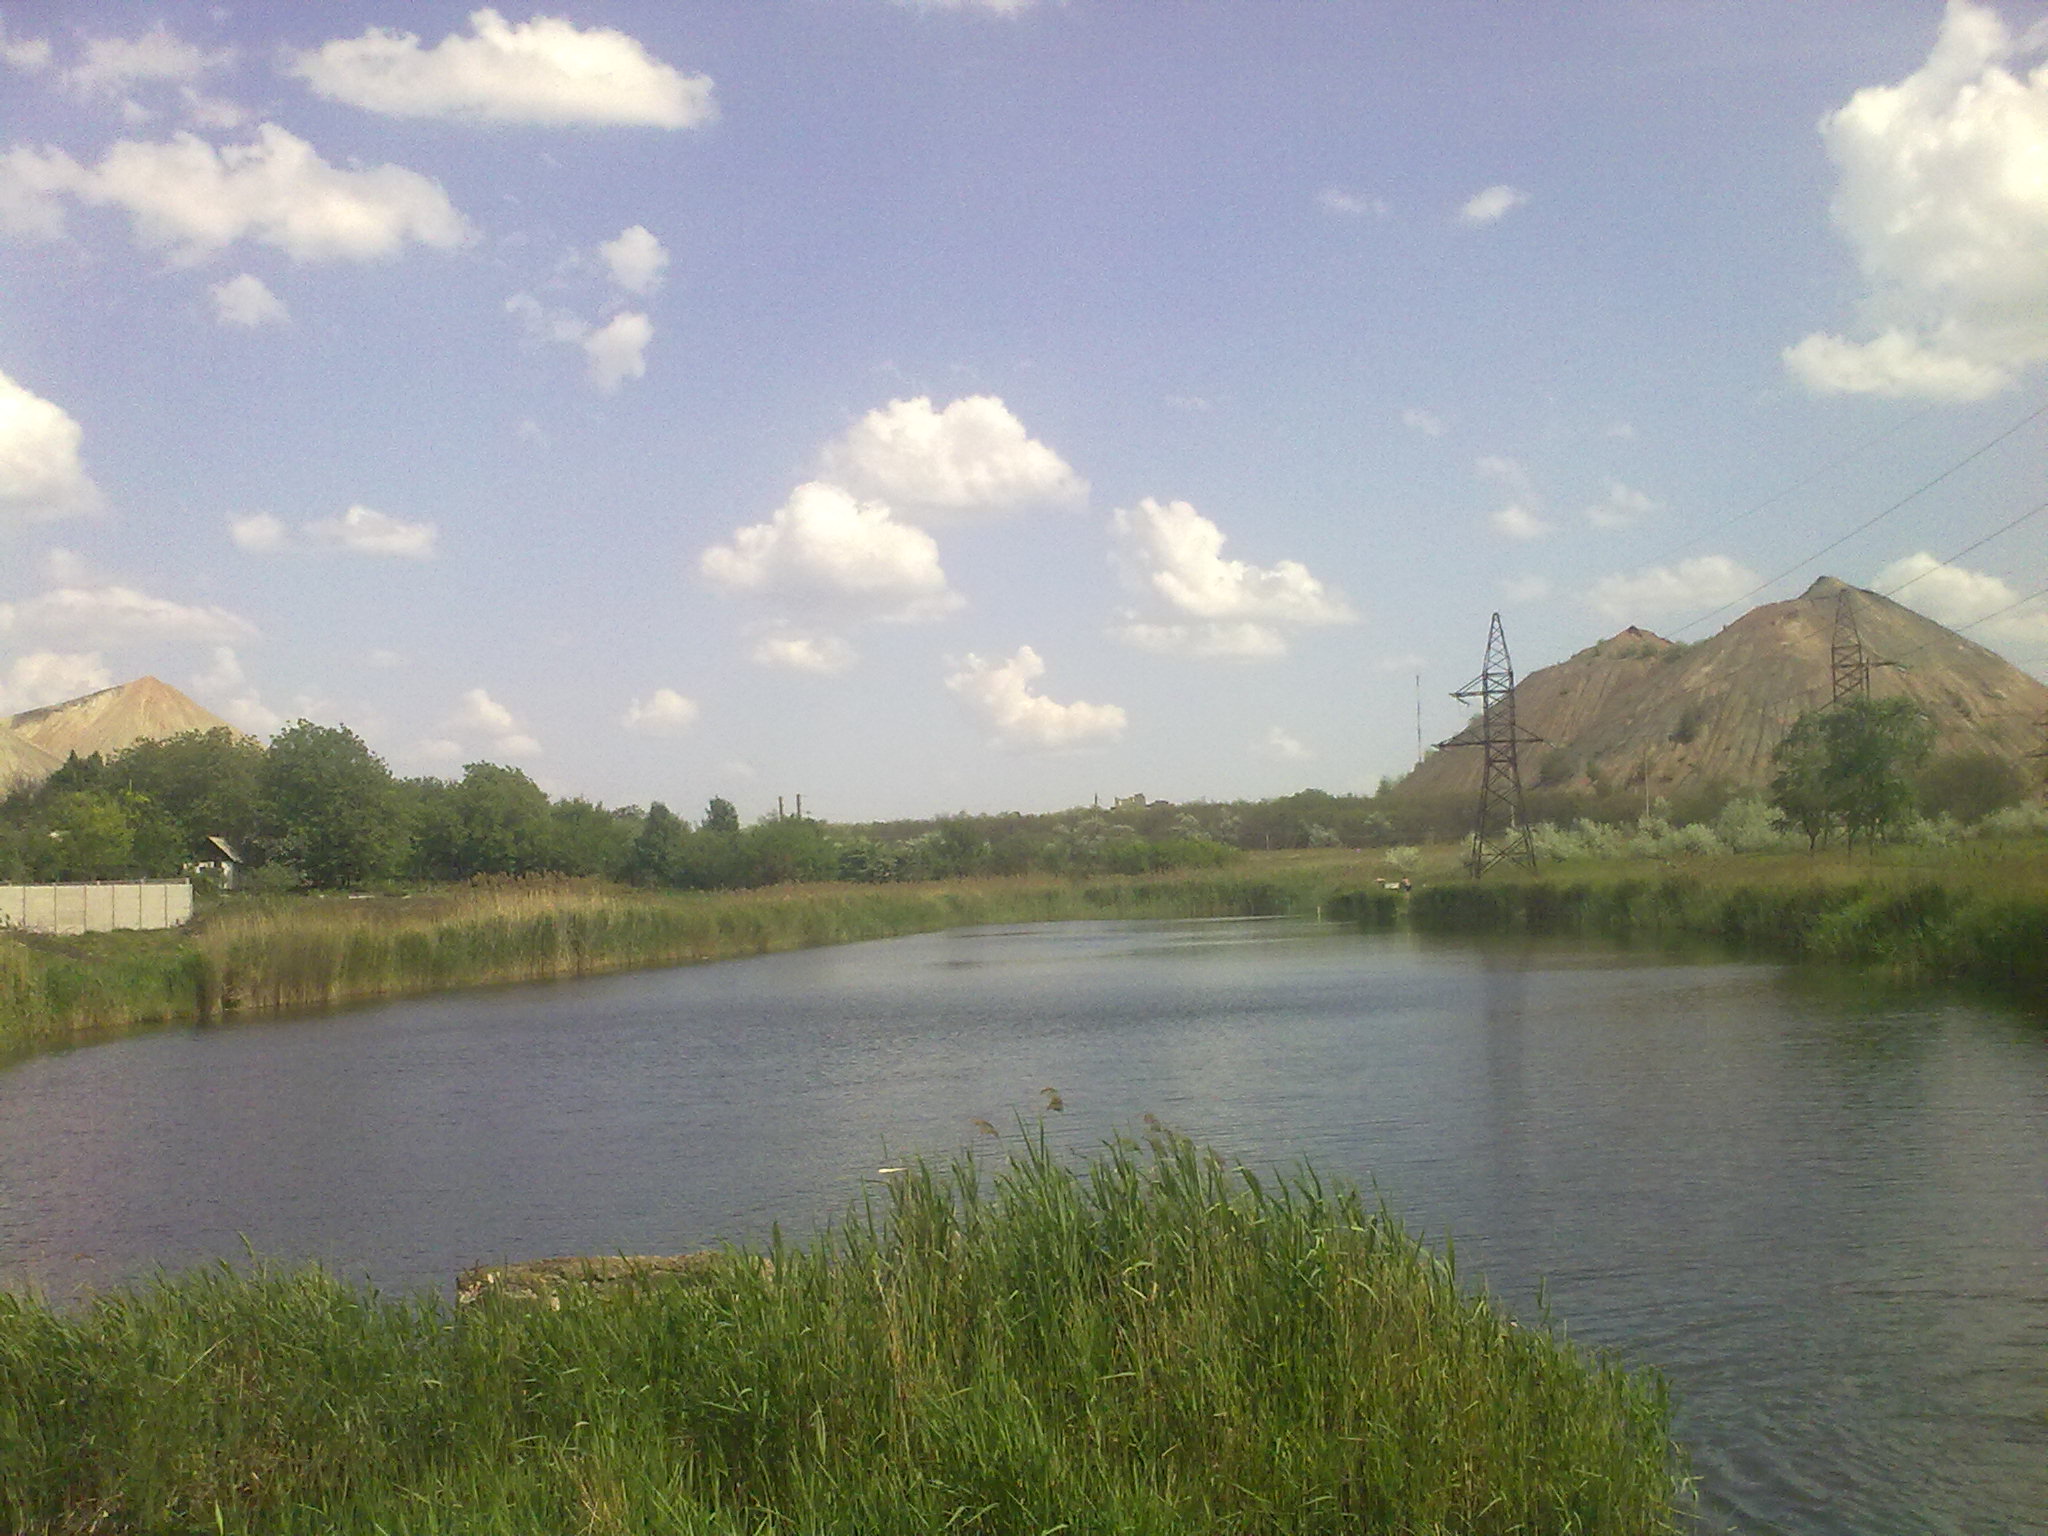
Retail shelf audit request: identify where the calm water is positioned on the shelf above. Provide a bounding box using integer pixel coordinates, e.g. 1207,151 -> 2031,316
1,918 -> 2043,1535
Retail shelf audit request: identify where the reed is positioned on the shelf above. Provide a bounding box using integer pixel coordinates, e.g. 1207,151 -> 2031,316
1410,844 -> 2048,994
2,858 -> 1406,1051
0,1129 -> 1684,1534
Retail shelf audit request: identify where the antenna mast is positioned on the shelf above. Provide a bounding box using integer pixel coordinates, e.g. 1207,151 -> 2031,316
1439,613 -> 1541,878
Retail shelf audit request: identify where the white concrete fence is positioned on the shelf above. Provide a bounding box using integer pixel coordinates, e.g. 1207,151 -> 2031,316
0,880 -> 193,935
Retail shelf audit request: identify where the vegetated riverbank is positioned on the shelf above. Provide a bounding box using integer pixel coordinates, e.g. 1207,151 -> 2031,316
0,856 -> 1405,1054
0,1128 -> 1684,1535
1409,840 -> 2048,996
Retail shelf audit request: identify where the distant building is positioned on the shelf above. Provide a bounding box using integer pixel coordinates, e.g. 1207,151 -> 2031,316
192,836 -> 247,892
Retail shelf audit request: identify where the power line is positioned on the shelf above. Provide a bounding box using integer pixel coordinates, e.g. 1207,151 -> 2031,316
1877,497 -> 2048,601
1671,391 -> 2048,639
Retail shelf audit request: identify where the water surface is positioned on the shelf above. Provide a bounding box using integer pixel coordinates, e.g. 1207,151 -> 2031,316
1,918 -> 2042,1535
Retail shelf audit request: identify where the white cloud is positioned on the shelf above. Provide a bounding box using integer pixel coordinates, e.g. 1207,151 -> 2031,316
306,504 -> 438,559
289,10 -> 716,129
1586,555 -> 1757,622
188,645 -> 280,736
1400,407 -> 1447,436
818,395 -> 1086,526
1785,1 -> 2048,400
701,480 -> 962,621
0,19 -> 51,72
749,631 -> 858,674
507,295 -> 653,391
945,646 -> 1125,751
0,583 -> 256,646
1475,454 -> 1532,494
0,124 -> 473,264
1257,725 -> 1313,762
447,686 -> 539,757
1490,504 -> 1552,540
65,22 -> 232,96
1876,552 -> 2048,646
1110,497 -> 1353,660
897,0 -> 1039,12
39,548 -> 93,584
228,512 -> 287,551
0,367 -> 100,524
210,272 -> 287,327
1113,619 -> 1288,660
622,687 -> 699,735
584,310 -> 652,391
1583,480 -> 1660,529
1318,187 -> 1387,218
600,224 -> 667,294
0,650 -> 111,713
1459,184 -> 1528,224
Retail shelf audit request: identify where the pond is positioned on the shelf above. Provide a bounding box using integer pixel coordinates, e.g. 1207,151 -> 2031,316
1,918 -> 2042,1535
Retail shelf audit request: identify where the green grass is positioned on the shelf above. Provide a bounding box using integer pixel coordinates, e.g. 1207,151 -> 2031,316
1,858 -> 1406,1054
1410,839 -> 2048,994
0,1128 -> 1684,1534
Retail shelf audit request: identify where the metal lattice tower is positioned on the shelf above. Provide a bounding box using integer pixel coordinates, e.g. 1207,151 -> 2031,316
1439,612 -> 1540,878
1830,589 -> 1871,703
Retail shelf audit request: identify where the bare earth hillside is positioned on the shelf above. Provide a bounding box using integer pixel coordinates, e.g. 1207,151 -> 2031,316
6,677 -> 238,779
1396,577 -> 2048,806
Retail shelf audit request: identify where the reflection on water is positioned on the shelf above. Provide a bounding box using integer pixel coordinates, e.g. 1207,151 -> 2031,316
1,918 -> 2042,1536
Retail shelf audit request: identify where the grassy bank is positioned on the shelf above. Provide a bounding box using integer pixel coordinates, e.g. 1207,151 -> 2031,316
0,1129 -> 1683,1535
1409,842 -> 2048,994
1,857 -> 1402,1053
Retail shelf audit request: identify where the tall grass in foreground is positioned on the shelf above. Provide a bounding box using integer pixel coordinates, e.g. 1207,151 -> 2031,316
0,1130 -> 1683,1534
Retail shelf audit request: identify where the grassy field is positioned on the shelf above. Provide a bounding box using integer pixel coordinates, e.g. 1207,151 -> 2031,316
0,857 -> 1404,1054
0,1128 -> 1684,1535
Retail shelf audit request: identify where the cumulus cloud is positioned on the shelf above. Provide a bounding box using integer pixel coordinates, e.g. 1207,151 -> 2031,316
896,0 -> 1039,12
1876,551 -> 2048,646
945,646 -> 1125,751
622,687 -> 699,735
447,686 -> 539,757
507,294 -> 654,391
0,18 -> 51,72
0,124 -> 473,264
0,583 -> 256,646
749,630 -> 858,674
1490,504 -> 1552,540
1318,187 -> 1387,218
0,650 -> 111,713
818,395 -> 1085,526
1400,407 -> 1447,436
1582,480 -> 1661,530
600,224 -> 667,294
306,504 -> 438,559
289,10 -> 716,128
188,645 -> 280,735
228,512 -> 287,551
1459,184 -> 1528,224
1110,497 -> 1353,658
701,480 -> 962,621
1586,555 -> 1757,622
1785,1 -> 2048,399
1257,725 -> 1313,762
0,367 -> 100,524
584,310 -> 652,391
210,271 -> 287,327
64,22 -> 232,97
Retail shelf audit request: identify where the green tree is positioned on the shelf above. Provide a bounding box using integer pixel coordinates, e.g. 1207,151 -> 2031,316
447,763 -> 552,876
1769,696 -> 1935,852
548,798 -> 637,879
112,728 -> 267,852
263,721 -> 406,888
701,796 -> 740,835
1915,749 -> 2028,824
624,802 -> 689,886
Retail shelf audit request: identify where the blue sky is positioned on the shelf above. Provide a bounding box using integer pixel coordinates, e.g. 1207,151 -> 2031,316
2,0 -> 2045,820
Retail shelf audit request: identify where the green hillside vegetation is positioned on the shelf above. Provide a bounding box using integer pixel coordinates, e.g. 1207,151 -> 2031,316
0,1129 -> 1685,1535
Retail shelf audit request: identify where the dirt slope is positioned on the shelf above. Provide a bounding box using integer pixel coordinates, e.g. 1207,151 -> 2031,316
7,677 -> 238,770
1397,577 -> 2048,805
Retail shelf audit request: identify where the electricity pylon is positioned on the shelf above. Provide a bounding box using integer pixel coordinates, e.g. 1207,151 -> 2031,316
1438,612 -> 1541,877
1829,587 -> 1901,704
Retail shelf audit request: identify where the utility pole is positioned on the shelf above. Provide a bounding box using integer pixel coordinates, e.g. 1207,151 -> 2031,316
1438,613 -> 1541,877
1830,589 -> 1871,703
1414,673 -> 1423,768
